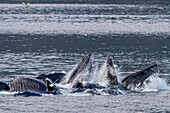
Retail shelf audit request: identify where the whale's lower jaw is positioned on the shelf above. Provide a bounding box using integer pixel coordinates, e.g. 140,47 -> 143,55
66,54 -> 92,84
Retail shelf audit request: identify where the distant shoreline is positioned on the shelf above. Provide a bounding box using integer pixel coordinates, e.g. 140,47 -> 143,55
0,0 -> 169,4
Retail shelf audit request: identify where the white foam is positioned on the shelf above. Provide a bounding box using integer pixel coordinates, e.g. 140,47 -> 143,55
67,93 -> 92,96
0,91 -> 15,95
97,62 -> 108,86
96,61 -> 122,87
55,83 -> 71,89
142,75 -> 170,92
115,65 -> 122,84
127,73 -> 169,92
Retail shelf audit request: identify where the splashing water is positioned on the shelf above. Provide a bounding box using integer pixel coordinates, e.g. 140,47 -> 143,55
95,62 -> 107,86
95,61 -> 122,87
0,91 -> 17,96
127,73 -> 169,92
63,55 -> 94,85
57,56 -> 169,94
64,66 -> 87,85
87,62 -> 101,83
142,75 -> 169,92
114,65 -> 122,84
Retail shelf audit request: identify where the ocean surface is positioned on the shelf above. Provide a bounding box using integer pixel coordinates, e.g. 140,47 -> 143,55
0,3 -> 170,113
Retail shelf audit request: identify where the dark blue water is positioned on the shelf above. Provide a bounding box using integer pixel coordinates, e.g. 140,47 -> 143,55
0,4 -> 169,82
0,3 -> 169,112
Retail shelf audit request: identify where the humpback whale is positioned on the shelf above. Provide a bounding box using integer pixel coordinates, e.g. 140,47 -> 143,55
70,81 -> 122,95
1,54 -> 92,96
7,54 -> 92,96
35,54 -> 92,85
36,72 -> 66,84
69,55 -> 159,94
66,54 -> 92,84
0,81 -> 10,91
0,77 -> 61,95
0,54 -> 161,96
99,55 -> 159,90
69,55 -> 123,95
105,55 -> 119,88
122,64 -> 158,89
14,91 -> 42,97
72,81 -> 105,89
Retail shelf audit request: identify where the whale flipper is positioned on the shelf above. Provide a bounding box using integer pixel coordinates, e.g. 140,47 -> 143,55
0,81 -> 10,91
9,77 -> 47,93
122,64 -> 158,89
66,54 -> 92,84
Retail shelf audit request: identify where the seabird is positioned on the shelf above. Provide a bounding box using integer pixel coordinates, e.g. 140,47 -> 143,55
22,2 -> 30,8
